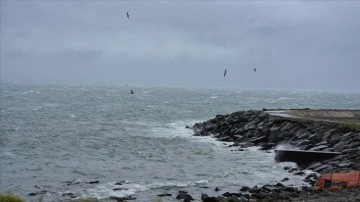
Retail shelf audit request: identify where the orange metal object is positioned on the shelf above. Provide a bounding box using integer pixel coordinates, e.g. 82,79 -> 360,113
315,171 -> 360,189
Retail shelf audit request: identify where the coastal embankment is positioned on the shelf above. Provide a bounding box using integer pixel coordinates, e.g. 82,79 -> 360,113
189,109 -> 360,202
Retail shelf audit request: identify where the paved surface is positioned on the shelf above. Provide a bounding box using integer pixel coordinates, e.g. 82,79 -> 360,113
266,109 -> 360,125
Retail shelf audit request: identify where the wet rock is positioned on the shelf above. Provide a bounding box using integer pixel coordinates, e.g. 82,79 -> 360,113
296,139 -> 310,147
202,196 -> 219,202
248,188 -> 260,193
310,145 -> 329,151
261,185 -> 279,193
244,122 -> 256,130
294,171 -> 306,176
176,193 -> 194,201
110,196 -> 136,201
113,188 -> 128,191
308,133 -> 322,143
276,182 -> 285,187
313,164 -> 329,173
62,192 -> 76,198
281,177 -> 289,182
260,143 -> 276,150
86,180 -> 100,184
306,162 -> 322,170
157,193 -> 172,197
251,192 -> 267,199
281,123 -> 294,131
114,181 -> 125,185
239,186 -> 250,192
251,136 -> 268,144
282,187 -> 296,193
64,179 -> 81,186
28,190 -> 47,196
222,192 -> 242,197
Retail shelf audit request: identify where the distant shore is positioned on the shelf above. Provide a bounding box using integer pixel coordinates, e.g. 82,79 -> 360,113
189,108 -> 360,202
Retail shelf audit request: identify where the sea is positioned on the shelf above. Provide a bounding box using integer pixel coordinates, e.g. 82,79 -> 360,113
1,83 -> 359,202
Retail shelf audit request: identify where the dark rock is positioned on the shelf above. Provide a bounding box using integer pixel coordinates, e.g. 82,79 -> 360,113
239,186 -> 250,192
313,164 -> 329,173
308,133 -> 322,143
281,123 -> 294,131
294,171 -> 306,176
296,139 -> 310,147
228,196 -> 244,202
202,196 -> 219,202
114,187 -> 127,192
289,192 -> 299,197
276,182 -> 285,187
222,192 -> 242,197
215,187 -> 220,192
176,193 -> 194,201
306,162 -> 322,170
261,185 -> 277,193
217,136 -> 234,142
29,190 -> 47,196
114,181 -> 125,185
86,180 -> 100,184
62,193 -> 76,198
251,192 -> 267,199
288,168 -> 298,173
281,177 -> 289,182
110,196 -> 136,201
282,187 -> 296,192
157,193 -> 172,197
251,136 -> 268,144
259,142 -> 274,150
244,122 -> 256,130
310,145 -> 329,151
248,188 -> 260,193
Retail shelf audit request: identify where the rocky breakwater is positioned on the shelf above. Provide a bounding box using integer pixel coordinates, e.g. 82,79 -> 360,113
188,110 -> 360,202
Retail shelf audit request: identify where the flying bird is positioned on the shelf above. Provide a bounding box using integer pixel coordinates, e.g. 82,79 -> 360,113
127,12 -> 130,19
130,89 -> 134,94
224,69 -> 227,77
254,68 -> 257,72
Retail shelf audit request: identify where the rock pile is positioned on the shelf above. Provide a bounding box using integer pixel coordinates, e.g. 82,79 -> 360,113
192,110 -> 360,172
185,110 -> 360,201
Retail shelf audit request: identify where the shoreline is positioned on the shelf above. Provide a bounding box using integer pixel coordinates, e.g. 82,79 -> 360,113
2,109 -> 359,202
189,109 -> 360,202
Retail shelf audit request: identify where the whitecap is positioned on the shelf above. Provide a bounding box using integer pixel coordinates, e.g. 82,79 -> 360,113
82,182 -> 143,200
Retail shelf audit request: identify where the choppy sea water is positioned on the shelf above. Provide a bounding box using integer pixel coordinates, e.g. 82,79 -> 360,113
1,83 -> 359,201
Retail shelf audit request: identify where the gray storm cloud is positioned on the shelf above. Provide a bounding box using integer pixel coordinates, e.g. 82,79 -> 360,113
1,1 -> 360,90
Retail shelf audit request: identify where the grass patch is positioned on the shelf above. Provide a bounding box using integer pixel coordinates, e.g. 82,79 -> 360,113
336,122 -> 360,130
0,193 -> 24,202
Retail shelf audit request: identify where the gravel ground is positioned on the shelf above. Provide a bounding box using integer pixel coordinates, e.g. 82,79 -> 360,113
291,188 -> 360,202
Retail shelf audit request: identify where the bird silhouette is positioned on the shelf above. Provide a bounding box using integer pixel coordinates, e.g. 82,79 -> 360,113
130,89 -> 134,94
224,69 -> 227,77
127,12 -> 130,19
254,68 -> 257,72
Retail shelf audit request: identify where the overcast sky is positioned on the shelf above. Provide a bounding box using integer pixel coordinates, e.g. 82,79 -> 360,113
1,1 -> 360,91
